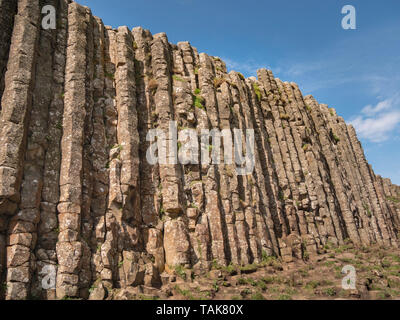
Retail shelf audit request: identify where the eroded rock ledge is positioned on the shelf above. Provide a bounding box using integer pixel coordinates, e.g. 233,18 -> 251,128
0,0 -> 399,300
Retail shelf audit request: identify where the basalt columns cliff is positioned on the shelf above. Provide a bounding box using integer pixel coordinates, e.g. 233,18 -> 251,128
0,0 -> 399,300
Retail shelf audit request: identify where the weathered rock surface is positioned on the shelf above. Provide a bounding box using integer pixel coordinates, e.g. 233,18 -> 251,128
0,0 -> 399,300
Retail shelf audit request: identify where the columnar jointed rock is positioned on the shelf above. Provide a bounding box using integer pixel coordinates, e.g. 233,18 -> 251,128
0,0 -> 398,300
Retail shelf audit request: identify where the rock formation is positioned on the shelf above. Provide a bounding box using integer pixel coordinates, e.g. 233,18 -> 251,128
0,0 -> 399,300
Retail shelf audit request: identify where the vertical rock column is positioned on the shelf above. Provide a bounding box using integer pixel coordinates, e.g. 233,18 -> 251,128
6,0 -> 61,300
280,81 -> 323,247
114,26 -> 143,288
347,125 -> 390,245
132,27 -> 167,280
214,74 -> 243,265
0,0 -> 18,104
98,25 -> 118,291
0,0 -> 40,300
197,53 -> 228,266
292,84 -> 345,246
56,2 -> 87,299
87,17 -> 109,295
231,75 -> 262,264
304,96 -> 361,244
151,33 -> 190,269
35,0 -> 69,300
171,42 -> 201,270
290,82 -> 340,250
244,77 -> 281,257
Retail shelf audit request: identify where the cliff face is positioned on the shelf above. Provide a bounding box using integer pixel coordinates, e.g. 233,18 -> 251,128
0,0 -> 399,300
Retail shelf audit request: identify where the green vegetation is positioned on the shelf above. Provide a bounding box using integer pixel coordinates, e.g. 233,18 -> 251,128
172,74 -> 186,82
386,196 -> 400,204
193,95 -> 205,110
105,72 -> 115,80
363,203 -> 372,217
238,72 -> 245,80
240,264 -> 258,273
112,144 -> 123,152
253,83 -> 261,102
332,133 -> 340,143
250,292 -> 265,300
277,294 -> 292,300
213,77 -> 225,88
323,287 -> 337,296
212,280 -> 219,292
174,285 -> 193,299
138,294 -> 159,300
174,265 -> 187,280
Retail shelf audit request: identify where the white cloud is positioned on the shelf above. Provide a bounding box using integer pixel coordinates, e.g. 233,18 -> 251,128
361,98 -> 393,115
349,94 -> 400,143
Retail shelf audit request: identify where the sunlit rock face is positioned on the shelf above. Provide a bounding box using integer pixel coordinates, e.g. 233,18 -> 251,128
0,0 -> 398,300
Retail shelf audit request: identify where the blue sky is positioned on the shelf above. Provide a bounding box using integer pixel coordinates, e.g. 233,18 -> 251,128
78,0 -> 400,184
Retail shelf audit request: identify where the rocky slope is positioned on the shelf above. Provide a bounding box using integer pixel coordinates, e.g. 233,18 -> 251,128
0,0 -> 399,300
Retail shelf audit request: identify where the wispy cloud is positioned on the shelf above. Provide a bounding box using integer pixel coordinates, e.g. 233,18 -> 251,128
222,57 -> 277,76
362,98 -> 393,116
349,94 -> 400,143
284,62 -> 324,78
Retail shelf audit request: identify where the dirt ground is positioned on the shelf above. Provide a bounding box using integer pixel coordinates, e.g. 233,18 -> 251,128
112,242 -> 400,300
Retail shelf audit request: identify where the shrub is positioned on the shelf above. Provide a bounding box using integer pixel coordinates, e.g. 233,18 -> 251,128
332,133 -> 340,143
174,265 -> 187,280
174,285 -> 193,299
194,88 -> 201,95
305,280 -> 320,289
240,264 -> 258,273
257,281 -> 267,291
213,77 -> 225,88
324,287 -> 337,296
193,95 -> 205,110
251,292 -> 265,300
253,83 -> 261,102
